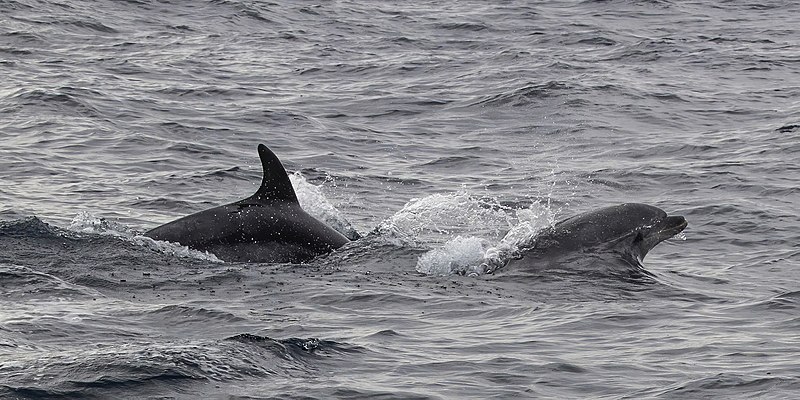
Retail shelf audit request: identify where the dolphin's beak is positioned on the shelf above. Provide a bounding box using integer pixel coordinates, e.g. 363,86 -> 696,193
657,215 -> 687,241
636,215 -> 687,259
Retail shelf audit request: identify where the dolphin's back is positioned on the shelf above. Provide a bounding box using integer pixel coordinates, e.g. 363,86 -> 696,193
144,144 -> 349,263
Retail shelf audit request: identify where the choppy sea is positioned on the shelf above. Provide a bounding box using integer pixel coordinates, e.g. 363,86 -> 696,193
1,0 -> 799,398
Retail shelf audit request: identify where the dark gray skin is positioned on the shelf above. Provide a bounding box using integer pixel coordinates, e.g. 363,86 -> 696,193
145,144 -> 349,263
506,203 -> 687,270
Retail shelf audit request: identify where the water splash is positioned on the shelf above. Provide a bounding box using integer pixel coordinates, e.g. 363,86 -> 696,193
413,199 -> 557,276
67,212 -> 221,262
373,191 -> 558,276
415,236 -> 491,276
290,172 -> 361,240
373,191 -> 515,246
68,211 -> 137,236
130,235 -> 222,262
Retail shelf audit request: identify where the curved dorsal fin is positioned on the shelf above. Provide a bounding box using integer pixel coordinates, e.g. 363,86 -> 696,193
249,143 -> 299,204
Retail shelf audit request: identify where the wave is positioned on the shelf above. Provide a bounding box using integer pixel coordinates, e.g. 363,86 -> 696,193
0,216 -> 64,238
0,334 -> 354,399
470,81 -> 573,107
656,373 -> 798,398
0,264 -> 101,299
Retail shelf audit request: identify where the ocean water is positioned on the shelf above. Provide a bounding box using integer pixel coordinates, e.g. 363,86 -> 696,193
1,0 -> 799,398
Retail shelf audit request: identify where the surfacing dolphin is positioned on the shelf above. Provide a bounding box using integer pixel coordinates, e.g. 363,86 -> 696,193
145,144 -> 349,263
505,203 -> 687,271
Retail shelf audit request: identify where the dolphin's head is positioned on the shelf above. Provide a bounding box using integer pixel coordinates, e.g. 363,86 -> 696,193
541,203 -> 687,261
616,204 -> 687,260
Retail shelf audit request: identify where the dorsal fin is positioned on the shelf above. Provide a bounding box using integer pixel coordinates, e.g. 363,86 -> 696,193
249,143 -> 299,204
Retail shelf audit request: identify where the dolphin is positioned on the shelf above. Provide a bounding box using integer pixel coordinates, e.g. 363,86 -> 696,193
505,203 -> 687,270
145,144 -> 349,263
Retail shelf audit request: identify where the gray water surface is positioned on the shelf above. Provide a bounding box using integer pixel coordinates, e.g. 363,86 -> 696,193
1,1 -> 799,398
